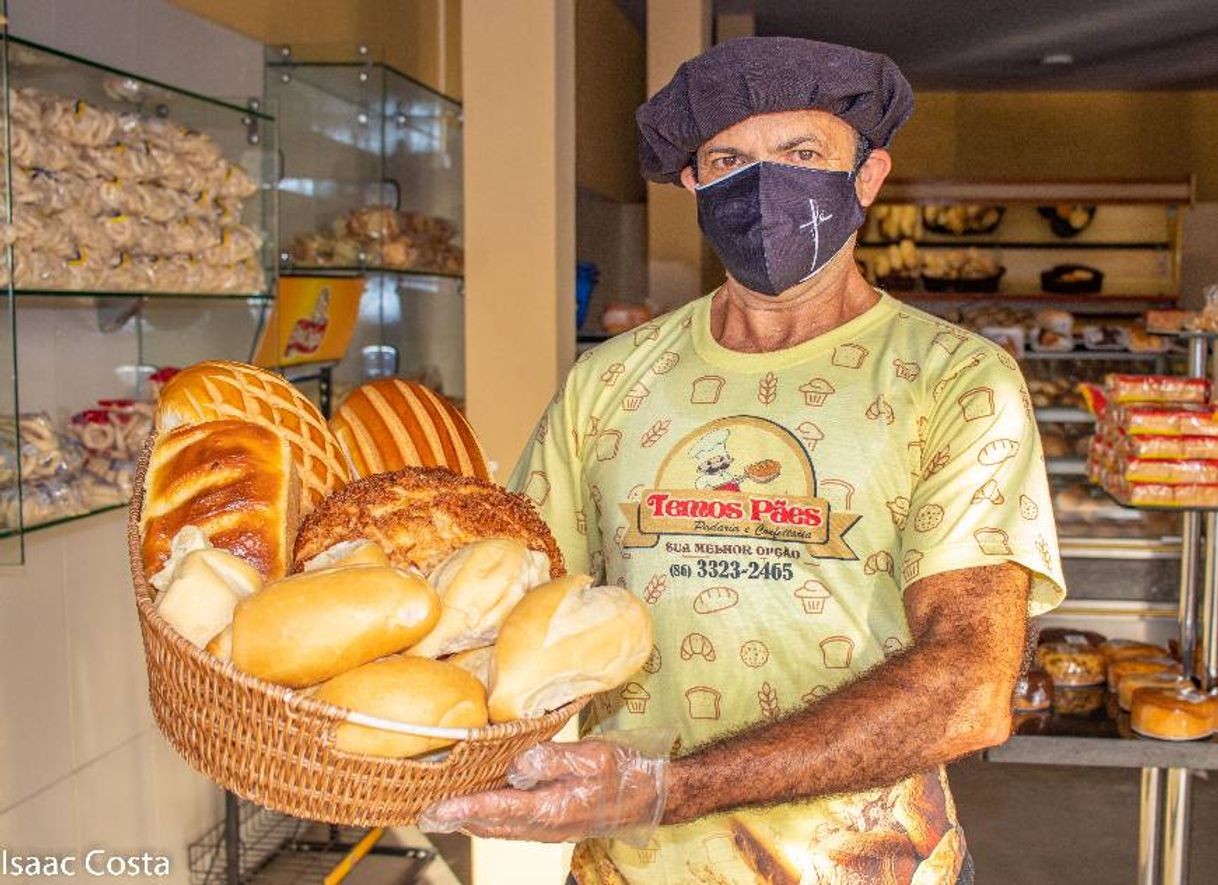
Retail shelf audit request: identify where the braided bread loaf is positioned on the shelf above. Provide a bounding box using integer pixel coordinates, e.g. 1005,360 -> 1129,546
155,360 -> 348,515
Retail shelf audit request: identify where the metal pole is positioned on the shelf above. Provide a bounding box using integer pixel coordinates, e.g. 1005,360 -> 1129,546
1179,335 -> 1210,683
1161,768 -> 1191,885
1139,768 -> 1164,885
225,791 -> 240,885
1201,513 -> 1218,689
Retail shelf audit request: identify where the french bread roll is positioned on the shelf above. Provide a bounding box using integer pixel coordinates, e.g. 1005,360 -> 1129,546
314,656 -> 488,758
488,574 -> 653,723
140,420 -> 297,581
445,645 -> 494,690
330,378 -> 491,481
301,538 -> 391,572
155,548 -> 261,648
230,565 -> 440,687
154,360 -> 349,515
409,538 -> 550,659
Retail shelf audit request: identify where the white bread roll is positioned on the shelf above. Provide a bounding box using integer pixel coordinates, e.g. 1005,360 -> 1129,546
155,548 -> 261,648
410,538 -> 550,659
302,538 -> 391,571
445,645 -> 494,689
230,565 -> 440,688
488,574 -> 653,722
149,525 -> 209,593
207,625 -> 233,661
314,656 -> 488,757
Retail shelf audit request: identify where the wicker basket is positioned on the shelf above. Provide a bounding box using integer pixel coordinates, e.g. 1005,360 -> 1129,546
128,442 -> 586,826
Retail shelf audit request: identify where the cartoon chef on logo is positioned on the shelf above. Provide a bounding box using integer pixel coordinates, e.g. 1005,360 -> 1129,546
689,427 -> 781,491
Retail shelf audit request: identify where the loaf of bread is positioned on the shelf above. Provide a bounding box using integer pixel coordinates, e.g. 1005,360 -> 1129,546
229,565 -> 440,687
330,379 -> 491,481
140,420 -> 297,581
488,574 -> 652,723
155,548 -> 261,648
292,467 -> 563,577
154,360 -> 349,515
314,656 -> 488,757
445,645 -> 494,689
409,538 -> 551,658
300,538 -> 390,571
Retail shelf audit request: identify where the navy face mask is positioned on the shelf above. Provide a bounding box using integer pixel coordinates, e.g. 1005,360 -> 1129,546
695,161 -> 866,296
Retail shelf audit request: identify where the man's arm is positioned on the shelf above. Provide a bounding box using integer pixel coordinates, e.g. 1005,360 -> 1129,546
663,561 -> 1029,824
419,562 -> 1030,841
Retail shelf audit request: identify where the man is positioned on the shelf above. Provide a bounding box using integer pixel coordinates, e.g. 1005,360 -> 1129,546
422,37 -> 1065,884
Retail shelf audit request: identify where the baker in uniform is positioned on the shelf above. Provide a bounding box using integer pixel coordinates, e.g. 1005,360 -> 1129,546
421,37 -> 1065,885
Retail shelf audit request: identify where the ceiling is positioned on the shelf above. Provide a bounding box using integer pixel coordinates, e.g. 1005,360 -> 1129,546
619,0 -> 1218,90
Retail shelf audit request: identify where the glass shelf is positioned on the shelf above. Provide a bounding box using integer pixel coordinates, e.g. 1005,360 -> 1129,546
0,501 -> 126,540
280,266 -> 462,282
13,288 -> 273,302
1020,347 -> 1179,361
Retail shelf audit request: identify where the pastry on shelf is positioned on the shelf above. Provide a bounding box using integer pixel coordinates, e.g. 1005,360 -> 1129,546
1035,642 -> 1107,686
1117,672 -> 1190,712
1107,656 -> 1180,692
1130,686 -> 1217,741
1012,670 -> 1054,712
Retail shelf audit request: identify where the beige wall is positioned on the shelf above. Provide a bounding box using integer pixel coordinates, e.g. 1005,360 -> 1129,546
576,0 -> 646,203
170,0 -> 462,97
890,91 -> 1218,198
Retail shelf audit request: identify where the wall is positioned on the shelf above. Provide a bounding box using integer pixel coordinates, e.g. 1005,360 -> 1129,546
170,0 -> 462,98
0,2 -> 262,881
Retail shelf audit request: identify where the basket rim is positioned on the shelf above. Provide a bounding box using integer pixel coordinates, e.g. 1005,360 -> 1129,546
128,432 -> 586,756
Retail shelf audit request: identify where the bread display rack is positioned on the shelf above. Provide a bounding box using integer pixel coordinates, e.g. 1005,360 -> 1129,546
985,329 -> 1218,885
265,44 -> 466,406
0,27 -> 278,566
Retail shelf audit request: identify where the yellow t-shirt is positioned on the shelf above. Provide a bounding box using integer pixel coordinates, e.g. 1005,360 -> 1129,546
508,291 -> 1065,885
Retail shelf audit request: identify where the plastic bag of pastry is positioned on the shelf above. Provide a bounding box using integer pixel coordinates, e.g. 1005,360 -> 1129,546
1052,685 -> 1105,717
419,727 -> 676,847
9,211 -> 73,257
290,233 -> 335,266
83,456 -> 136,497
345,206 -> 401,240
140,184 -> 186,224
8,88 -> 46,131
166,218 -> 222,255
42,97 -> 117,147
201,225 -> 262,266
100,213 -> 140,251
1034,642 -> 1106,686
1104,374 -> 1209,405
215,162 -> 257,200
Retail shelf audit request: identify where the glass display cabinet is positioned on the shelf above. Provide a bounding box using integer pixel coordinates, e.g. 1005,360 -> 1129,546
1,28 -> 278,563
265,45 -> 465,407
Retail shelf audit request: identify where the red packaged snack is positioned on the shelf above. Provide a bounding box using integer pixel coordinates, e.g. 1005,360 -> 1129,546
1105,476 -> 1218,507
1078,382 -> 1109,420
1104,374 -> 1210,405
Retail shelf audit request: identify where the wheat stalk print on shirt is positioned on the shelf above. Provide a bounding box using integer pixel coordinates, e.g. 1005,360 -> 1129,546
509,293 -> 1065,884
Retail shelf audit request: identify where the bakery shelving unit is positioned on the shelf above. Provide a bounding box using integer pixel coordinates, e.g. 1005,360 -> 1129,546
265,45 -> 466,407
984,330 -> 1218,885
0,26 -> 279,565
861,179 -> 1193,627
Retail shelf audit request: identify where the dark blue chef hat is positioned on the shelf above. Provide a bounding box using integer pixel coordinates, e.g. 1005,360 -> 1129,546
637,37 -> 914,185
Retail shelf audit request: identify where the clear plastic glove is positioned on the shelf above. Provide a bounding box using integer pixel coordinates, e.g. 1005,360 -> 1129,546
418,728 -> 675,846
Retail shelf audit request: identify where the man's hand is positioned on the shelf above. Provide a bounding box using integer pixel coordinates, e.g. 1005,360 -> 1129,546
418,737 -> 670,845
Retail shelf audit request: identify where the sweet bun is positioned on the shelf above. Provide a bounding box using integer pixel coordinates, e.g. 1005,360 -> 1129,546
329,379 -> 491,481
488,574 -> 653,722
154,548 -> 261,648
314,656 -> 488,758
292,467 -> 563,577
154,360 -> 349,515
409,538 -> 551,658
301,538 -> 390,571
229,565 -> 440,687
140,419 -> 297,581
1131,686 -> 1218,740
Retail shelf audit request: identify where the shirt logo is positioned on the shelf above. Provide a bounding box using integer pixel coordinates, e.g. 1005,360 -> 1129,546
619,416 -> 860,559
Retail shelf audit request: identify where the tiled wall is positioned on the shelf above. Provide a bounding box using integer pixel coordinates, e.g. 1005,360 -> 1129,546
0,2 -> 262,882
